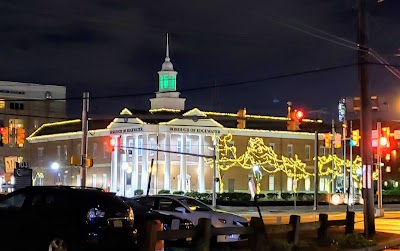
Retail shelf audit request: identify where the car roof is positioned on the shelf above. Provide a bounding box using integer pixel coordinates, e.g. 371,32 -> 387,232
134,194 -> 192,200
16,186 -> 109,194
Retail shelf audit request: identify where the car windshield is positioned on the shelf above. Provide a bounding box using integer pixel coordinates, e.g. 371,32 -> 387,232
177,198 -> 212,212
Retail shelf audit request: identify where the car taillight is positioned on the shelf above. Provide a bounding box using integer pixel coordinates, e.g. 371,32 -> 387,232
87,208 -> 106,221
218,219 -> 227,224
128,208 -> 134,221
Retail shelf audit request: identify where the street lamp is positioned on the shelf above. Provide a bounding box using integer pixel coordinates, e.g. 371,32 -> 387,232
51,162 -> 60,170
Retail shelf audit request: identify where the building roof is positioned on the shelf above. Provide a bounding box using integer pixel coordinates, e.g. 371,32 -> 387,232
30,119 -> 112,137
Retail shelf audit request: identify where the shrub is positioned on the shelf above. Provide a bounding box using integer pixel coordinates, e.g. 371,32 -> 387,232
267,193 -> 279,200
256,193 -> 265,199
185,191 -> 200,198
173,191 -> 185,195
158,189 -> 170,194
332,233 -> 376,249
281,192 -> 293,200
134,189 -> 143,196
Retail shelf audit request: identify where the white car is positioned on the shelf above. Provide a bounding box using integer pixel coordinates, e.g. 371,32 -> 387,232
132,194 -> 249,242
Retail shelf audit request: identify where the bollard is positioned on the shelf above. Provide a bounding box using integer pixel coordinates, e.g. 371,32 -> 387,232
192,218 -> 211,251
318,213 -> 328,240
288,215 -> 300,245
249,217 -> 268,251
142,220 -> 159,251
345,211 -> 355,235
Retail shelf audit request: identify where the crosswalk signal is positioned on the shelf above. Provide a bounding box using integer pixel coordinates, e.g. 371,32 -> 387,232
16,128 -> 25,145
1,127 -> 9,145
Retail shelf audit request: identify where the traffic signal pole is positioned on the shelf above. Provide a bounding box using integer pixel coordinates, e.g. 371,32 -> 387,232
358,0 -> 375,237
80,92 -> 89,187
376,122 -> 384,217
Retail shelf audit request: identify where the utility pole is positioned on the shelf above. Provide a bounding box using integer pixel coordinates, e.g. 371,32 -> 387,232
376,122 -> 384,217
212,135 -> 218,208
331,120 -> 335,195
358,0 -> 375,237
314,131 -> 319,211
80,92 -> 89,187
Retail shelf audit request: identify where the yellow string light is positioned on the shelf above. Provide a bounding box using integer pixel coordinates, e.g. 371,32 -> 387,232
205,133 -> 375,192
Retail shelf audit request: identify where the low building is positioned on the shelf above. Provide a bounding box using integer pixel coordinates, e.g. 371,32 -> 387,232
0,81 -> 66,184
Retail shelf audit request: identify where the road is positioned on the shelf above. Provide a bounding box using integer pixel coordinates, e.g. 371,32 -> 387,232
236,207 -> 400,234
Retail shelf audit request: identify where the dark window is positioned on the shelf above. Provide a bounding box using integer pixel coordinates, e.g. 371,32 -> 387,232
158,198 -> 182,212
0,193 -> 27,209
134,197 -> 155,210
9,102 -> 24,110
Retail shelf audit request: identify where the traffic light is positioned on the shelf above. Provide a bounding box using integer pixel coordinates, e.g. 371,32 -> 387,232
287,109 -> 304,131
237,108 -> 246,129
0,127 -> 3,146
16,128 -> 25,145
107,137 -> 117,152
381,127 -> 390,148
323,133 -> 331,148
350,129 -> 360,147
0,127 -> 8,146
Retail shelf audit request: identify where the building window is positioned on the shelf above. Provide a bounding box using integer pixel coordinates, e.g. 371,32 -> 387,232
177,138 -> 182,153
287,177 -> 293,191
138,138 -> 143,156
9,102 -> 24,110
386,166 -> 391,173
38,147 -> 44,161
77,144 -> 81,155
92,174 -> 97,187
305,145 -> 311,160
269,143 -> 275,151
102,174 -> 107,189
287,144 -> 293,158
319,177 -> 328,192
93,143 -> 98,159
186,139 -> 191,153
57,146 -> 61,160
163,75 -> 169,89
149,138 -> 156,156
103,142 -> 108,159
170,75 -> 176,89
269,175 -> 275,191
319,146 -> 326,156
64,145 -> 68,161
128,139 -> 134,157
8,118 -> 24,148
33,119 -> 39,129
0,99 -> 5,109
305,176 -> 311,191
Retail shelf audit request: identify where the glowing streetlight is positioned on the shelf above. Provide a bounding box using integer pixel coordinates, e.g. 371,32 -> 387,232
51,162 -> 60,170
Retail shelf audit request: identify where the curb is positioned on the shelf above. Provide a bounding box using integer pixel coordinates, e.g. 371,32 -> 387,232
375,237 -> 400,250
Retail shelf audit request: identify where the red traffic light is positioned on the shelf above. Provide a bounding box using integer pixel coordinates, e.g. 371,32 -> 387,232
295,110 -> 304,121
109,138 -> 116,147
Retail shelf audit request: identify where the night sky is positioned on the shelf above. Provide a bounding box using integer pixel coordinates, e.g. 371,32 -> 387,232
0,0 -> 399,121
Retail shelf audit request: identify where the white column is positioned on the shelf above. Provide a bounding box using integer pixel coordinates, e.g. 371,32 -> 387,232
110,136 -> 118,192
132,134 -> 139,192
180,134 -> 187,192
120,135 -> 128,196
164,132 -> 171,190
198,134 -> 205,192
141,133 -> 149,192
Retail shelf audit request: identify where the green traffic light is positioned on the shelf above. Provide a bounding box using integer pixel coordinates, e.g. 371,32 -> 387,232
349,140 -> 356,147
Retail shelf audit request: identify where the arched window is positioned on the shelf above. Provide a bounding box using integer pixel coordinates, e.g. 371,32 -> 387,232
163,75 -> 169,89
159,75 -> 163,90
170,75 -> 176,89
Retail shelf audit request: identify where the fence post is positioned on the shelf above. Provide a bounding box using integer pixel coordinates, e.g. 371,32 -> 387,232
142,220 -> 159,251
288,215 -> 300,245
192,218 -> 211,251
249,217 -> 267,251
345,211 -> 355,235
318,213 -> 328,240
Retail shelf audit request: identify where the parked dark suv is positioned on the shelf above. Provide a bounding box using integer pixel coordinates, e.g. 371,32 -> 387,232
0,186 -> 137,251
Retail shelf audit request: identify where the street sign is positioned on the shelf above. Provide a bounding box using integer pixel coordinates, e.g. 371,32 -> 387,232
394,130 -> 400,140
372,130 -> 379,139
13,168 -> 32,190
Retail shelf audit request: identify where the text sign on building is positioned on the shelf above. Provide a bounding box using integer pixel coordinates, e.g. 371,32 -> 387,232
110,127 -> 143,135
169,127 -> 221,134
4,156 -> 18,173
394,130 -> 400,140
372,130 -> 378,139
